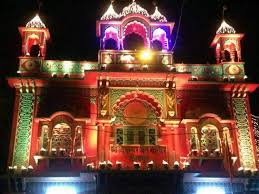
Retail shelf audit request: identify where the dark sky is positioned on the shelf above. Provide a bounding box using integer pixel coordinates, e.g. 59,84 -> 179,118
0,0 -> 259,170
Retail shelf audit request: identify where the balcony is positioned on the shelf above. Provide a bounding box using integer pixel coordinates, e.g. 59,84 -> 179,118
98,49 -> 174,71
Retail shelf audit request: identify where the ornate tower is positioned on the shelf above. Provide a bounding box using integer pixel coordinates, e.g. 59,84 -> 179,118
211,20 -> 244,64
19,14 -> 50,57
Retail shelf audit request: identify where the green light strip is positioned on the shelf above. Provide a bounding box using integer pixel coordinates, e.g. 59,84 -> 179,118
12,92 -> 35,167
232,97 -> 256,169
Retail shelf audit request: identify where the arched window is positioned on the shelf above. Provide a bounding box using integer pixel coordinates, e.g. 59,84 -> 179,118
201,124 -> 220,153
30,44 -> 41,57
190,127 -> 199,150
116,127 -> 156,145
104,38 -> 118,50
151,40 -> 163,51
40,125 -> 49,152
152,28 -> 168,51
224,50 -> 231,62
51,123 -> 72,156
123,33 -> 144,50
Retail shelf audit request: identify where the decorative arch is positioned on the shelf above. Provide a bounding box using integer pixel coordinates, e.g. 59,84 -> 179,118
112,91 -> 162,117
152,28 -> 169,50
38,111 -> 85,157
198,115 -> 223,155
25,33 -> 40,56
103,26 -> 120,50
123,20 -> 150,49
223,40 -> 238,62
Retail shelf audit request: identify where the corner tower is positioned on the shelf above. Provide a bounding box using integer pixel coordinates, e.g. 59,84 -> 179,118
211,20 -> 244,64
19,14 -> 50,58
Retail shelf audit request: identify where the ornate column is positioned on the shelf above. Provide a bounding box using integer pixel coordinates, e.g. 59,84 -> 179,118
232,91 -> 257,170
12,81 -> 35,168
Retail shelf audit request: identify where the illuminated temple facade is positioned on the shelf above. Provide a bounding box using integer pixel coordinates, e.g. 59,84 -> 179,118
5,1 -> 259,194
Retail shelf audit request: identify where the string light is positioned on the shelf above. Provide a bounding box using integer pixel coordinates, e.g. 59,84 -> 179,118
100,3 -> 120,20
150,6 -> 167,22
26,14 -> 46,28
216,20 -> 236,34
120,0 -> 150,17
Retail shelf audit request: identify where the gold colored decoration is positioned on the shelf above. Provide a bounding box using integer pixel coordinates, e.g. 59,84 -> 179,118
166,89 -> 176,117
190,127 -> 199,150
201,124 -> 220,152
123,101 -> 148,125
51,123 -> 72,156
232,97 -> 256,169
229,65 -> 240,75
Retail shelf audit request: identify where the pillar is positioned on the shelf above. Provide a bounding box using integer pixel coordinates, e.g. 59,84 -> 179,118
232,95 -> 257,169
12,83 -> 35,168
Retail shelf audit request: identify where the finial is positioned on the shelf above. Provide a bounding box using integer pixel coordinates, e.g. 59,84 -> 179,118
222,5 -> 227,20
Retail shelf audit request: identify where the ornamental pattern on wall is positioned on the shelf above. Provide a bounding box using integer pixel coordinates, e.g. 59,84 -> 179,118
232,97 -> 256,169
110,89 -> 165,113
12,92 -> 35,167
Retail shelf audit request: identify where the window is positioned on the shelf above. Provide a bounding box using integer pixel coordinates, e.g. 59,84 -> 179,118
104,38 -> 118,50
148,128 -> 156,145
123,33 -> 144,50
151,40 -> 163,51
51,123 -> 72,156
116,127 -> 156,145
201,124 -> 220,152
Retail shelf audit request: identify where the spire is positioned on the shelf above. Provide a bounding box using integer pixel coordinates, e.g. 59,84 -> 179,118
216,20 -> 236,34
150,6 -> 167,22
101,2 -> 120,20
120,0 -> 149,17
216,5 -> 235,34
26,14 -> 46,28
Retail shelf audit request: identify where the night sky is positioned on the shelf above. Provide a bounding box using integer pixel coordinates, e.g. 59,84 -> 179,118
0,0 -> 258,170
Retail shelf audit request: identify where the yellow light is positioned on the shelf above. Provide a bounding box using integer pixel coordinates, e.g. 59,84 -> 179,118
140,50 -> 152,61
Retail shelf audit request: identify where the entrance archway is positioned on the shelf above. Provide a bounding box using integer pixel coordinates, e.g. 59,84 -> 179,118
123,33 -> 144,50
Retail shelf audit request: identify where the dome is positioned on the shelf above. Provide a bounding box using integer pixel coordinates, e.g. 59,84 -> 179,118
101,3 -> 121,20
26,14 -> 46,28
216,20 -> 236,34
150,6 -> 167,22
120,0 -> 149,18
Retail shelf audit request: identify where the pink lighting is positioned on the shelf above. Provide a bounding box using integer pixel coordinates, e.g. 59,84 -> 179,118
152,28 -> 168,50
103,26 -> 120,49
124,21 -> 149,48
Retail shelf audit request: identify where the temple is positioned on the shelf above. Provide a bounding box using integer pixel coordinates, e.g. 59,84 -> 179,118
4,1 -> 259,194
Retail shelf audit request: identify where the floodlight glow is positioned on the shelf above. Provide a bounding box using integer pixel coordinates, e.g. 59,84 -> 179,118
196,187 -> 225,194
46,186 -> 77,194
140,50 -> 152,61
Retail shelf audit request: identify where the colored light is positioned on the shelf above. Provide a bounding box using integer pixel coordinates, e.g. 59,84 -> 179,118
46,186 -> 76,194
140,50 -> 152,61
216,20 -> 235,34
26,14 -> 46,28
196,187 -> 225,194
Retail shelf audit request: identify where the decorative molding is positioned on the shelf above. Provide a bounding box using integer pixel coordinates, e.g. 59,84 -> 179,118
232,97 -> 256,169
12,90 -> 35,167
